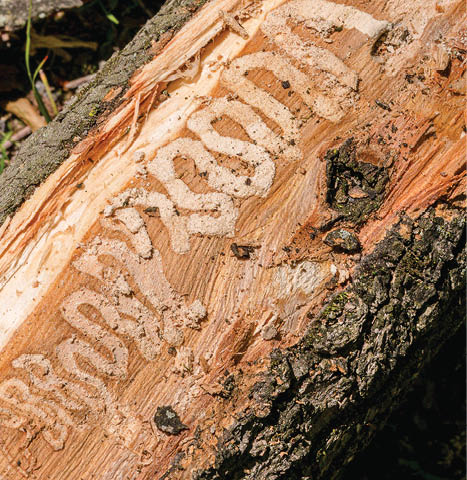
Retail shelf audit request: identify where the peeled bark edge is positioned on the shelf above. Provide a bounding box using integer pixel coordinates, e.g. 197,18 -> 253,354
0,0 -> 208,225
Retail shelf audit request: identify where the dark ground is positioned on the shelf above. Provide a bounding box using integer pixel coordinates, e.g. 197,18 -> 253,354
0,0 -> 162,169
344,323 -> 466,480
0,2 -> 465,478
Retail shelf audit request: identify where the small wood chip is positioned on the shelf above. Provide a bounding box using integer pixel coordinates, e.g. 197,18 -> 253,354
448,77 -> 466,95
219,10 -> 249,39
153,406 -> 188,435
348,186 -> 369,199
431,44 -> 450,72
262,325 -> 278,341
133,151 -> 145,163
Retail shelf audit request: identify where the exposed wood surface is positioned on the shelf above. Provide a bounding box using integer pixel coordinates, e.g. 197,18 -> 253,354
0,0 -> 465,478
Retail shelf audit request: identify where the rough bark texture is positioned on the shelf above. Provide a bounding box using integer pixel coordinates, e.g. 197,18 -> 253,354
193,203 -> 465,480
0,0 -> 464,478
0,0 -> 207,225
0,0 -> 83,30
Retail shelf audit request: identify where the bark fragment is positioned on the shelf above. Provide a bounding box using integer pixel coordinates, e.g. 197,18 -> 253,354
325,139 -> 389,225
0,0 -> 83,30
154,406 -> 189,435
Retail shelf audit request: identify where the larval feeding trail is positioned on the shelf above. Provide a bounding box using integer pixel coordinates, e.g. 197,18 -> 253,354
105,0 -> 388,255
188,96 -> 301,163
149,138 -> 239,249
104,1 -> 388,254
74,235 -> 206,346
0,378 -> 72,450
12,354 -> 103,422
60,289 -> 129,380
0,0 -> 390,450
221,50 -> 345,126
187,98 -> 277,198
261,0 -> 389,89
55,337 -> 119,420
0,228 -> 207,449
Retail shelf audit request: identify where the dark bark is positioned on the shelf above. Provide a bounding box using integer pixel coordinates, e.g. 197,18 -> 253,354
193,205 -> 465,480
0,0 -> 207,225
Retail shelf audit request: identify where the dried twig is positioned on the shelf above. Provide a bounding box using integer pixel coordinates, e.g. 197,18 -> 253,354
2,126 -> 32,150
62,74 -> 96,91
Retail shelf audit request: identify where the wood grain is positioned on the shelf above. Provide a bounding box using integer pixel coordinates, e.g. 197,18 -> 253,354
0,0 -> 464,478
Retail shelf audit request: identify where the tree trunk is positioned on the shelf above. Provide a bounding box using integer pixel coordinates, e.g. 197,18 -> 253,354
0,0 -> 464,479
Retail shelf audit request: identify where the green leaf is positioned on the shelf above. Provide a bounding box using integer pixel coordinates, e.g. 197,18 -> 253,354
98,1 -> 119,24
105,12 -> 119,24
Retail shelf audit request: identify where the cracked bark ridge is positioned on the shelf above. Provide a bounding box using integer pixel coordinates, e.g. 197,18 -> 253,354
0,0 -> 208,225
193,206 -> 465,480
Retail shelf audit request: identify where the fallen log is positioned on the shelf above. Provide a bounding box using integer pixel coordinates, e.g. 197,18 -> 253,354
0,0 -> 465,479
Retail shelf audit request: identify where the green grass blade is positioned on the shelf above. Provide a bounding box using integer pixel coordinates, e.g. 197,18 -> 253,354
0,131 -> 13,174
32,56 -> 52,122
106,12 -> 119,24
33,55 -> 48,82
25,0 -> 33,82
0,149 -> 6,173
25,0 -> 51,123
